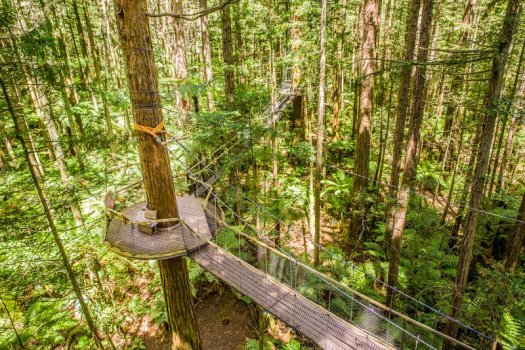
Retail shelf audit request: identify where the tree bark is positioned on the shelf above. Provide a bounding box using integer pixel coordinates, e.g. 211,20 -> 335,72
444,0 -> 520,346
114,1 -> 202,348
221,4 -> 235,110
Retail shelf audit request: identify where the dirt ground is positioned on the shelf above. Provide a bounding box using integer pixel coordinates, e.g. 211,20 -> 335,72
141,288 -> 255,350
194,289 -> 255,350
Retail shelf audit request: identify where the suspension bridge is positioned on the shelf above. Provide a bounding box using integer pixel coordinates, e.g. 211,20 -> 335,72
105,78 -> 500,350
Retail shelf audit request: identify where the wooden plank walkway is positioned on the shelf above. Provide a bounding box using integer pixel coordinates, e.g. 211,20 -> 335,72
189,243 -> 394,350
104,197 -> 213,260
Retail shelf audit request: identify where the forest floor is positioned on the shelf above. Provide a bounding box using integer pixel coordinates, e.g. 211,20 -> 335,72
138,287 -> 255,349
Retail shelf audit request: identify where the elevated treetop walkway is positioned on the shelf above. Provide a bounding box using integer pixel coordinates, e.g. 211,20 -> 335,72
104,78 -> 498,350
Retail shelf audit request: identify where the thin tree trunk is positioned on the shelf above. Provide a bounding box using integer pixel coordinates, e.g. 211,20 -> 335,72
222,4 -> 235,110
314,0 -> 327,266
0,120 -> 17,167
114,1 -> 202,348
171,0 -> 190,118
444,0 -> 520,346
199,0 -> 215,111
496,44 -> 525,194
82,0 -> 113,135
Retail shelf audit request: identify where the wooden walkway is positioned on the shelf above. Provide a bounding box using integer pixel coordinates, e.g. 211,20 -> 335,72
189,243 -> 394,350
105,196 -> 213,260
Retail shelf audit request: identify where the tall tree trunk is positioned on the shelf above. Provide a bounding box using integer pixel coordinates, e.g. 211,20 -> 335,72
171,0 -> 190,118
0,77 -> 103,349
350,0 -> 379,239
290,1 -> 302,94
443,0 -> 520,346
384,0 -> 421,255
495,43 -> 525,194
314,0 -> 327,266
331,0 -> 346,141
114,1 -> 203,349
441,0 -> 477,171
82,0 -> 113,136
199,0 -> 215,111
221,4 -> 235,110
385,0 -> 434,308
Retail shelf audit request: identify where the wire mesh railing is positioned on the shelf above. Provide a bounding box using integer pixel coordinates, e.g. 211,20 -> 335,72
178,189 -> 484,350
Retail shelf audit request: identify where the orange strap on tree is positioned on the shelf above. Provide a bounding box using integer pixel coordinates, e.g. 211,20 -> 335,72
134,120 -> 167,141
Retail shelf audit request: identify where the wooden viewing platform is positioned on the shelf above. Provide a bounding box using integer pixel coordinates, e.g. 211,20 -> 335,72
104,196 -> 220,260
189,243 -> 394,350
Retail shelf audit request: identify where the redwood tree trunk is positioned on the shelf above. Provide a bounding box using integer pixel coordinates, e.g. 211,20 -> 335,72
222,4 -> 235,110
114,1 -> 202,348
384,0 -> 420,255
351,0 -> 379,239
199,0 -> 215,111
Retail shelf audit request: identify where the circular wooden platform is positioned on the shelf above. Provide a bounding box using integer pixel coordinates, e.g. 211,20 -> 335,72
104,196 -> 222,260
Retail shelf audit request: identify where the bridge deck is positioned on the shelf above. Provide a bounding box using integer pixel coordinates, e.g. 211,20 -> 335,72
190,243 -> 393,350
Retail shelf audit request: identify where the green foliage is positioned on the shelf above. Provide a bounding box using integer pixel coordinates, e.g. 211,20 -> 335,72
245,336 -> 274,350
19,300 -> 83,348
0,0 -> 16,30
416,160 -> 446,192
321,170 -> 352,213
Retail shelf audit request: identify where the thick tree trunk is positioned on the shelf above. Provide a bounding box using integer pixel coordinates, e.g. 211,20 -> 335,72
385,0 -> 434,308
444,0 -> 520,346
114,1 -> 202,349
314,0 -> 327,266
350,0 -> 379,239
